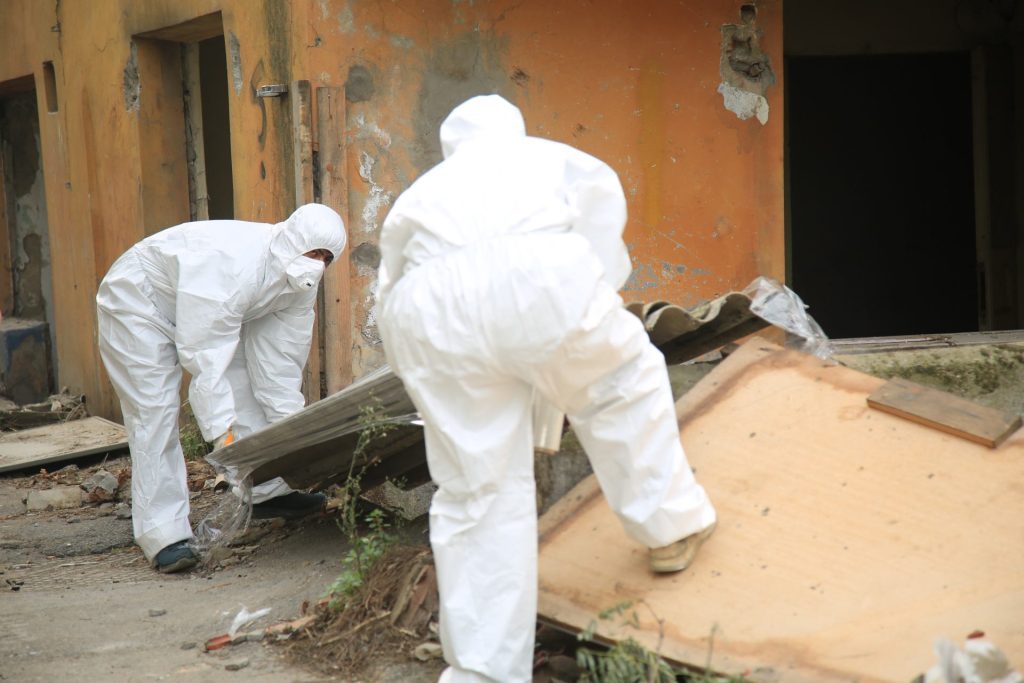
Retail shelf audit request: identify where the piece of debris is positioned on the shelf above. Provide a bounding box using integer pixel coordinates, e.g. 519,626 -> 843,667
203,615 -> 317,653
180,642 -> 197,651
6,578 -> 24,591
26,485 -> 82,511
228,606 -> 271,637
414,642 -> 443,661
149,609 -> 167,617
224,659 -> 250,672
114,503 -> 132,520
921,637 -> 1022,683
867,377 -> 1022,448
82,468 -> 120,503
0,416 -> 128,475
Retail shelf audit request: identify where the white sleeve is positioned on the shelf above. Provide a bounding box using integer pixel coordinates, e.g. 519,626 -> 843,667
174,263 -> 244,442
378,201 -> 419,304
563,147 -> 632,290
242,293 -> 315,423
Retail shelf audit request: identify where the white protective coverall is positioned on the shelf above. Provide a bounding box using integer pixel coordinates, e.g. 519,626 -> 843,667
378,95 -> 717,683
96,204 -> 346,562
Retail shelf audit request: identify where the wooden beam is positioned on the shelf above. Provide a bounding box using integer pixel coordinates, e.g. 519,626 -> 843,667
867,377 -> 1022,448
182,43 -> 209,221
291,80 -> 320,405
135,12 -> 224,43
315,86 -> 352,394
0,149 -> 13,316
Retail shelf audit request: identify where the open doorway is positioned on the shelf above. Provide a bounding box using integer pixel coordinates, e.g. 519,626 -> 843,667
0,80 -> 56,403
186,35 -> 235,220
787,53 -> 977,338
785,0 -> 1023,338
135,12 -> 235,229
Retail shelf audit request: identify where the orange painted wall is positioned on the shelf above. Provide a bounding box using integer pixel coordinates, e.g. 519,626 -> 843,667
0,0 -> 784,421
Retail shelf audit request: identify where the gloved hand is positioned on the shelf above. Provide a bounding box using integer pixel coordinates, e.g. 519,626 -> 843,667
212,429 -> 235,450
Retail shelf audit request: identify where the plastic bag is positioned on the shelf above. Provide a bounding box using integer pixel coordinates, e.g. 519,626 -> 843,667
744,276 -> 832,361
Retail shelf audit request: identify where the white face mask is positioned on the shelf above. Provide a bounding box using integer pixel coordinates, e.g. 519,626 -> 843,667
286,255 -> 326,291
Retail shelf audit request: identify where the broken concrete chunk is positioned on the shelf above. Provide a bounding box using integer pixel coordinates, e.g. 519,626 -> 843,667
26,486 -> 82,511
82,469 -> 119,503
149,609 -> 167,617
224,659 -> 250,671
114,503 -> 132,520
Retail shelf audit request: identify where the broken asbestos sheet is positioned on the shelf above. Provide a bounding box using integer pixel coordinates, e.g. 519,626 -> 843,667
213,284 -> 778,492
536,338 -> 1024,682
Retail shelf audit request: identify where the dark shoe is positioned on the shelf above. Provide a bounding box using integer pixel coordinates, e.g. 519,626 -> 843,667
649,521 -> 717,573
252,491 -> 326,520
154,540 -> 198,574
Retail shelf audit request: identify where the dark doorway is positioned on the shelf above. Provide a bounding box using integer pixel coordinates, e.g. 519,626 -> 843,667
197,36 -> 234,219
787,54 -> 977,338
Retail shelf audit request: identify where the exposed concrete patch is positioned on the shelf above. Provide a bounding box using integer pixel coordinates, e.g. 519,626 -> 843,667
122,41 -> 139,112
413,28 -> 512,171
228,32 -> 243,96
717,82 -> 769,125
344,64 -> 375,103
337,2 -> 355,33
718,4 -> 774,125
352,242 -> 381,270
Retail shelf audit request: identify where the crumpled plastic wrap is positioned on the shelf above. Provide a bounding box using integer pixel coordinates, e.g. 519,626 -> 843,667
744,276 -> 832,360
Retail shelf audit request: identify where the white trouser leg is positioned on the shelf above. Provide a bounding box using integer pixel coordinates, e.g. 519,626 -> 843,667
224,347 -> 294,504
534,286 -> 717,549
402,371 -> 537,683
97,307 -> 192,562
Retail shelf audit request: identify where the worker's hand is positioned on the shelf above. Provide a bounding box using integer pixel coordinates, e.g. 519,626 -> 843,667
212,429 -> 235,450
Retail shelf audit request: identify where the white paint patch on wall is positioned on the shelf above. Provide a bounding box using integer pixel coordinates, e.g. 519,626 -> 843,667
717,82 -> 769,125
357,151 -> 393,234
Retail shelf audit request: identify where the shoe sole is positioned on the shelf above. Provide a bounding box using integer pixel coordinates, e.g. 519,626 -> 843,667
157,556 -> 199,574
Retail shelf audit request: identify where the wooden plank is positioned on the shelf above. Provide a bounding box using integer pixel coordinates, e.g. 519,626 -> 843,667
182,43 -> 209,221
867,377 -> 1021,448
315,86 -> 353,394
0,416 -> 128,474
539,338 -> 1024,682
291,79 -> 320,405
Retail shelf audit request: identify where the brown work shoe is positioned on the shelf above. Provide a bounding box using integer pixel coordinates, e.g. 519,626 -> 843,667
649,522 -> 717,573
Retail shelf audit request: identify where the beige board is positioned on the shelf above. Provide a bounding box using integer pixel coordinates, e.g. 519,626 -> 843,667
0,417 -> 128,474
537,338 -> 1024,683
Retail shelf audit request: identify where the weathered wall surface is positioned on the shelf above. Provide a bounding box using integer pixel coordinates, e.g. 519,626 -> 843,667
0,0 -> 784,420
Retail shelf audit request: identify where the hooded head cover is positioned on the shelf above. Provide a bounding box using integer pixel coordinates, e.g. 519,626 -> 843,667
269,203 -> 347,290
439,94 -> 526,160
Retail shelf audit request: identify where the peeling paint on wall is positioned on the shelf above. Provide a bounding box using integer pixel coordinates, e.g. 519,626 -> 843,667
718,82 -> 769,124
337,2 -> 355,34
357,150 -> 392,234
122,41 -> 139,112
228,32 -> 243,96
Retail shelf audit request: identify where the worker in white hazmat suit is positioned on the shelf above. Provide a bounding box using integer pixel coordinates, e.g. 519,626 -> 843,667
378,95 -> 717,683
96,204 -> 347,573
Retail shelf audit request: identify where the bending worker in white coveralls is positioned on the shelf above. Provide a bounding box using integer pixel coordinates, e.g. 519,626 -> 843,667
96,204 -> 347,574
378,95 -> 718,683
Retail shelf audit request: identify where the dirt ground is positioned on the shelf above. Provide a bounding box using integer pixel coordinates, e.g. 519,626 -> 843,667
0,453 -> 449,683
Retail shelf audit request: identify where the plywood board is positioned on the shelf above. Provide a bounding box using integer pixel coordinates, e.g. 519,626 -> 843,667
537,339 -> 1024,682
0,417 -> 128,474
868,377 -> 1022,447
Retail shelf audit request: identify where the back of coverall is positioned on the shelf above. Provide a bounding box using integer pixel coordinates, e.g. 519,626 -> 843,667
378,95 -> 716,683
96,204 -> 346,562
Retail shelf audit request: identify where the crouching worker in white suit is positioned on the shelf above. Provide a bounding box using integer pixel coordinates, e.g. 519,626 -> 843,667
378,95 -> 718,683
96,204 -> 347,574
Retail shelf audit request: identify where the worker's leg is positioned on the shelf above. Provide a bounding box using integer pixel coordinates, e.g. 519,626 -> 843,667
534,285 -> 716,549
97,307 -> 191,562
223,347 -> 292,503
402,369 -> 537,683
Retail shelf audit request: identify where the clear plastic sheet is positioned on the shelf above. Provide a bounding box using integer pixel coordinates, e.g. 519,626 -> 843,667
192,364 -> 422,563
744,276 -> 832,361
